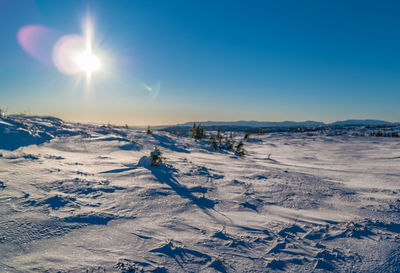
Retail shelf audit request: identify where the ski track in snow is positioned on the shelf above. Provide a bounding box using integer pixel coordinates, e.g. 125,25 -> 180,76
0,115 -> 399,272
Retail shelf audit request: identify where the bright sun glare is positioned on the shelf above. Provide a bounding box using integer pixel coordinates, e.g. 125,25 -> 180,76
51,13 -> 102,87
78,14 -> 101,82
75,50 -> 101,75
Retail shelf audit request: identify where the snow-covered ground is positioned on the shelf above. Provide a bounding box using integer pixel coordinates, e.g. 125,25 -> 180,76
0,116 -> 399,272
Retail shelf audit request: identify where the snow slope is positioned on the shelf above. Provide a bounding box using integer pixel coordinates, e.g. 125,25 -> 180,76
0,116 -> 399,272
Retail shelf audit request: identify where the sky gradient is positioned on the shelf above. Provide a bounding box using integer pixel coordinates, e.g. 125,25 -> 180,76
0,0 -> 399,125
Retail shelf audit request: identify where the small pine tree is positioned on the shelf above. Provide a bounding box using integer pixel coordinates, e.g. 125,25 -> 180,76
125,124 -> 129,129
216,128 -> 223,144
191,122 -> 196,135
151,146 -> 163,166
146,125 -> 153,134
244,133 -> 250,141
190,122 -> 196,138
224,136 -> 234,150
190,123 -> 205,139
200,125 -> 205,138
235,141 -> 245,156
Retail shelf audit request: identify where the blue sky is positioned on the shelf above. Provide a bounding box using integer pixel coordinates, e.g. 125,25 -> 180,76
0,0 -> 399,125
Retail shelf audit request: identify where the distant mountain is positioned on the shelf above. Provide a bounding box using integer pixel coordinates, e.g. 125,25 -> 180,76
174,119 -> 397,128
176,120 -> 325,128
329,119 -> 395,126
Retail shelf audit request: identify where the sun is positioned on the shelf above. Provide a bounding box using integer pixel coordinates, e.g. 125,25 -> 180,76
74,49 -> 101,75
79,14 -> 101,78
51,12 -> 105,88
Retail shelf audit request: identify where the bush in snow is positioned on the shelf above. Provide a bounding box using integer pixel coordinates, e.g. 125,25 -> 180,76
235,141 -> 245,156
146,125 -> 153,134
210,136 -> 219,150
150,146 -> 163,166
224,135 -> 234,150
190,122 -> 205,139
209,130 -> 239,152
372,131 -> 383,137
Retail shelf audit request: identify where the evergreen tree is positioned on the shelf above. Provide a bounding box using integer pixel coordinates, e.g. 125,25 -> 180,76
199,124 -> 205,138
224,135 -> 234,150
216,128 -> 223,144
190,123 -> 205,139
190,122 -> 197,138
151,146 -> 163,166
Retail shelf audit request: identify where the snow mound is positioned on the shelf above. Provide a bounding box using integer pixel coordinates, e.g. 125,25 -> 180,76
0,116 -> 53,150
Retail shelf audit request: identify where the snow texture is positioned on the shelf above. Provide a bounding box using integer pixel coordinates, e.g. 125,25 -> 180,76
0,115 -> 399,272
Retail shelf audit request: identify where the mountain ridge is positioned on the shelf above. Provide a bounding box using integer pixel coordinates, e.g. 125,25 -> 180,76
174,119 -> 396,128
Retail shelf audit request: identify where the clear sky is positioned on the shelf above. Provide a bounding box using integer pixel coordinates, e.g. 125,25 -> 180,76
0,0 -> 399,125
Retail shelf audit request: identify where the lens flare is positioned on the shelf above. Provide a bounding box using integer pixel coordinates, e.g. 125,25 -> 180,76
53,34 -> 86,74
17,25 -> 58,66
144,82 -> 161,100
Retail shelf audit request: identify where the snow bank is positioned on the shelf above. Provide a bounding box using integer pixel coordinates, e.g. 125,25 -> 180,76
0,116 -> 53,150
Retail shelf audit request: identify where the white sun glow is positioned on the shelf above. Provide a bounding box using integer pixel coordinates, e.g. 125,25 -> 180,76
52,13 -> 102,87
74,49 -> 100,75
80,14 -> 101,80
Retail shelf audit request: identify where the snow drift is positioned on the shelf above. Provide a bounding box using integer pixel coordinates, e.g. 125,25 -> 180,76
0,115 -> 399,272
